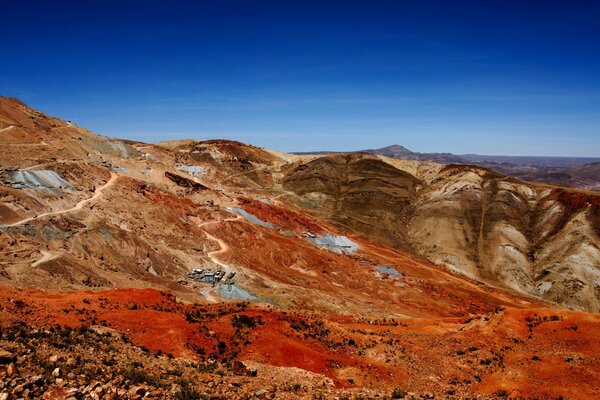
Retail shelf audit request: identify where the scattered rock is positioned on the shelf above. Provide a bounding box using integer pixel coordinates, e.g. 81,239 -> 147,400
30,374 -> 45,386
128,386 -> 146,399
232,360 -> 252,376
6,363 -> 17,377
254,389 -> 267,399
0,349 -> 15,364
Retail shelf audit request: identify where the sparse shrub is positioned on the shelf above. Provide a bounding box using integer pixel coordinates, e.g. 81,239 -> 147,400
218,341 -> 227,354
391,388 -> 408,399
12,299 -> 27,309
175,379 -> 202,400
283,383 -> 302,392
231,314 -> 262,329
120,366 -> 158,386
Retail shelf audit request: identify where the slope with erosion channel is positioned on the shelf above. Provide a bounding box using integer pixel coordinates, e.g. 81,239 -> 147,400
282,156 -> 600,312
0,97 -> 600,397
408,164 -> 600,312
282,153 -> 421,253
0,95 -> 543,318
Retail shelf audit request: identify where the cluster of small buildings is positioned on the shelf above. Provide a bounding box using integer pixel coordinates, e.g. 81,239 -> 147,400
188,268 -> 236,284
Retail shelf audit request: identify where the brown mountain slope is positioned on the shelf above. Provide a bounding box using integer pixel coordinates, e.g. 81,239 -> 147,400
282,154 -> 421,253
2,96 -> 599,312
1,97 -> 600,398
0,96 -> 543,318
281,156 -> 600,312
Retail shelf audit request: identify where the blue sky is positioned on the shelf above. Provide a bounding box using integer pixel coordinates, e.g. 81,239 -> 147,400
1,1 -> 599,156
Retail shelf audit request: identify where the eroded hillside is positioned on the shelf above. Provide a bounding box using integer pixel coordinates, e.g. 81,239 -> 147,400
1,97 -> 599,398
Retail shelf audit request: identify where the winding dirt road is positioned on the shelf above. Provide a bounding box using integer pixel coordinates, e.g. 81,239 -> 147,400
196,215 -> 243,303
4,172 -> 118,227
198,215 -> 242,268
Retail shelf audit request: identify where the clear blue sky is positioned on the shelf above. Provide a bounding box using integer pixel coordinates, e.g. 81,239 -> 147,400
1,1 -> 599,156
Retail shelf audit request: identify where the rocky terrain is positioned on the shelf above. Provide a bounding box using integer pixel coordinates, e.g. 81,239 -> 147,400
0,286 -> 598,400
280,158 -> 600,313
0,96 -> 599,398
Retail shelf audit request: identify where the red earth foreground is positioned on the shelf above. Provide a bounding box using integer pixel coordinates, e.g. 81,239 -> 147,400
0,285 -> 599,399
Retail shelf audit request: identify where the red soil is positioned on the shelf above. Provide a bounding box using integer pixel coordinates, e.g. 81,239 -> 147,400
237,197 -> 326,234
0,286 -> 598,397
553,187 -> 600,208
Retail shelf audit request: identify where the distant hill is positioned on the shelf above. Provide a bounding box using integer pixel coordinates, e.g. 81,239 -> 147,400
294,144 -> 463,163
297,145 -> 600,191
363,144 -> 465,163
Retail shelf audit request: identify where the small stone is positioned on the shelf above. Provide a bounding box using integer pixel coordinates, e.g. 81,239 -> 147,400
128,386 -> 146,398
48,355 -> 59,363
232,360 -> 251,376
0,350 -> 15,365
52,367 -> 61,378
30,375 -> 45,386
6,363 -> 17,377
255,389 -> 267,399
14,383 -> 26,394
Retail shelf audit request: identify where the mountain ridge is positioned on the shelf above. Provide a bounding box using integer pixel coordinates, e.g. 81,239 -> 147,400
296,144 -> 600,191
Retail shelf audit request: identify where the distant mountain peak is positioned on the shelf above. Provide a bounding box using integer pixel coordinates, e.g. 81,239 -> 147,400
366,145 -> 415,157
362,144 -> 465,164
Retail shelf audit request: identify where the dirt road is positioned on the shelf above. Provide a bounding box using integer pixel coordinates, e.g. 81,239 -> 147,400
4,172 -> 118,227
196,215 -> 243,302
